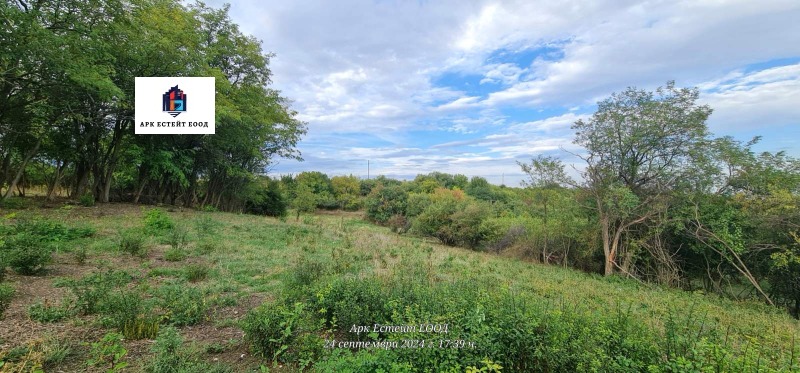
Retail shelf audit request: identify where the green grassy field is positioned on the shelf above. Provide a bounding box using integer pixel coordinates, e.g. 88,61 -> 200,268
1,202 -> 799,372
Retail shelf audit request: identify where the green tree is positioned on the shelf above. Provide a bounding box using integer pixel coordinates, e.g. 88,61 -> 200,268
518,155 -> 572,263
572,81 -> 712,276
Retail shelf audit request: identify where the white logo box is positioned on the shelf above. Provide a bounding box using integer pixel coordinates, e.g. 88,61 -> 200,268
135,77 -> 215,134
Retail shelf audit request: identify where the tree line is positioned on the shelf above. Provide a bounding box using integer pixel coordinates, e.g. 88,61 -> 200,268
0,0 -> 305,210
269,82 -> 799,318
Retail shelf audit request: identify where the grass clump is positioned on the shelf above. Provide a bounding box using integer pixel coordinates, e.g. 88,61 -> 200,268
154,282 -> 207,326
164,248 -> 187,262
183,264 -> 209,282
166,225 -> 189,249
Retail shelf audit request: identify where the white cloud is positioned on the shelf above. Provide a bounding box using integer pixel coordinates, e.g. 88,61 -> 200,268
206,0 -> 800,182
701,63 -> 800,134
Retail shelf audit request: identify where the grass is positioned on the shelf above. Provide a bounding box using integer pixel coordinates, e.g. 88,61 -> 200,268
0,203 -> 798,371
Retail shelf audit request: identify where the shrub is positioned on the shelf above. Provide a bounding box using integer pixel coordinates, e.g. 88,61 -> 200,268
200,204 -> 218,212
365,184 -> 408,224
78,193 -> 95,207
3,233 -> 51,275
166,225 -> 189,250
244,179 -> 288,217
387,214 -> 409,233
154,283 -> 207,326
98,289 -> 150,332
0,197 -> 28,209
14,218 -> 95,241
0,283 -> 14,319
65,270 -> 132,315
119,229 -> 148,257
28,299 -> 73,323
242,301 -> 317,363
144,208 -> 174,231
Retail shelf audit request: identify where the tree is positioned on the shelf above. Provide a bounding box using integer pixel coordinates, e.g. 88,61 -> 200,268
518,155 -> 572,263
572,81 -> 712,276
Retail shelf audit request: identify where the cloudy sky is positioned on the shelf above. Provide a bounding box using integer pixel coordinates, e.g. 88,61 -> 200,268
207,0 -> 800,186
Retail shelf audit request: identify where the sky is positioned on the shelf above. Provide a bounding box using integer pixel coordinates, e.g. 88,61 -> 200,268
206,0 -> 800,186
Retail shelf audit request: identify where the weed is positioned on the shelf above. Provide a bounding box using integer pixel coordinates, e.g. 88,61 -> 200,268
87,332 -> 128,372
78,193 -> 95,207
194,215 -> 220,237
120,229 -> 148,257
0,283 -> 14,319
195,239 -> 219,255
73,246 -> 88,264
154,282 -> 207,326
145,326 -> 233,373
166,225 -> 189,250
28,299 -> 73,323
144,208 -> 174,231
242,301 -> 318,363
65,270 -> 132,315
164,247 -> 187,262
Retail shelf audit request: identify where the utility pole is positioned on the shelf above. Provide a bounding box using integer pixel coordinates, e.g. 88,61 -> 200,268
367,160 -> 370,179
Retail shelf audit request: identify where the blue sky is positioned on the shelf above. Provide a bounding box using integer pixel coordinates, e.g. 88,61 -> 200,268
208,0 -> 800,186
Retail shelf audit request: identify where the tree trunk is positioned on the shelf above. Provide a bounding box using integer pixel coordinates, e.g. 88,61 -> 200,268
2,139 -> 40,200
100,165 -> 115,203
46,160 -> 68,201
602,216 -> 614,276
133,177 -> 148,204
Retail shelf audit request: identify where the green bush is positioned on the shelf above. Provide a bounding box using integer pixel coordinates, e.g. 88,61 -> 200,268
98,289 -> 148,332
244,179 -> 288,217
0,283 -> 14,319
119,229 -> 148,257
154,283 -> 207,326
365,184 -> 408,224
242,301 -> 318,363
0,197 -> 28,209
3,233 -> 51,275
14,218 -> 95,241
79,193 -> 95,207
28,300 -> 73,323
144,208 -> 174,231
64,270 -> 133,315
